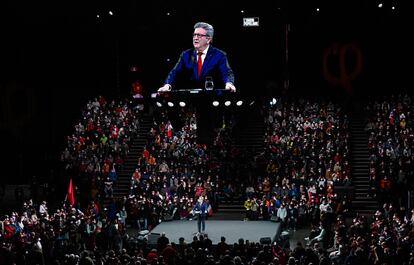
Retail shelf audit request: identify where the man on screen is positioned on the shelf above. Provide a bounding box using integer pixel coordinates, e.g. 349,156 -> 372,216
158,22 -> 236,93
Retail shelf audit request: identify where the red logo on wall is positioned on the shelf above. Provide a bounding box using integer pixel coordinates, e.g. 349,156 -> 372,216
322,42 -> 363,94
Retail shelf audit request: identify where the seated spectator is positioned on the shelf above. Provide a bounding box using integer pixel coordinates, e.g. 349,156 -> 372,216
305,222 -> 327,248
329,244 -> 347,264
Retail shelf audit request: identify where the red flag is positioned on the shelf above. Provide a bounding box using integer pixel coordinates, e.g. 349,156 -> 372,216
67,178 -> 75,206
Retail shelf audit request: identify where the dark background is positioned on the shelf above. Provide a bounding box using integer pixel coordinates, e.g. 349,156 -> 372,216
0,0 -> 410,184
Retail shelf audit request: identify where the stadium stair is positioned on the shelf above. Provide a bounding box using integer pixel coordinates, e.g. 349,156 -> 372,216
112,114 -> 153,198
349,111 -> 378,216
231,102 -> 265,157
210,197 -> 246,220
208,103 -> 264,220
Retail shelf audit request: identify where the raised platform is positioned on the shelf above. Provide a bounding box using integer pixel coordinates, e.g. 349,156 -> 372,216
137,220 -> 281,246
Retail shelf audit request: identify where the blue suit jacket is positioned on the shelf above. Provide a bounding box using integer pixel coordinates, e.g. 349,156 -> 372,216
164,46 -> 234,90
193,201 -> 208,217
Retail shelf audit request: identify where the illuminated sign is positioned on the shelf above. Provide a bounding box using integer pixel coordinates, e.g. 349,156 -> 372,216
243,17 -> 259,27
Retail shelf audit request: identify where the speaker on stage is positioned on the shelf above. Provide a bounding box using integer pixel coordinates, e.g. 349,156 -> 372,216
260,237 -> 271,245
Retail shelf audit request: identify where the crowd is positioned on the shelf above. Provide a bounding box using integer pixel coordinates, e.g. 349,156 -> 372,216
122,103 -> 220,231
1,94 -> 414,265
364,94 -> 413,206
244,98 -> 351,234
60,96 -> 142,208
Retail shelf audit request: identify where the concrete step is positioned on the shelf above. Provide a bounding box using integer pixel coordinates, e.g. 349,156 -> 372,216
352,199 -> 377,204
354,192 -> 369,197
352,179 -> 370,183
353,184 -> 370,188
352,174 -> 369,177
352,168 -> 369,172
352,171 -> 369,174
352,181 -> 369,185
351,154 -> 368,158
352,158 -> 368,163
354,196 -> 377,200
351,209 -> 376,216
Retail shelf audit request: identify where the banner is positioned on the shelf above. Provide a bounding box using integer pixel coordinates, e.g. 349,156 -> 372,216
67,178 -> 75,206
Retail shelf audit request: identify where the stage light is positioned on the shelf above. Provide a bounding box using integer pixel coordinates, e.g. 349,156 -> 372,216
378,3 -> 383,8
236,100 -> 243,106
212,101 -> 219,107
249,101 -> 255,106
179,101 -> 186,107
156,102 -> 162,107
316,8 -> 320,12
109,11 -> 114,15
167,102 -> 174,107
224,101 -> 231,107
96,14 -> 100,18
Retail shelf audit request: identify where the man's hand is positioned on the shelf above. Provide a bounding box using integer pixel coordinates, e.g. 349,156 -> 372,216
158,84 -> 171,93
225,82 -> 236,93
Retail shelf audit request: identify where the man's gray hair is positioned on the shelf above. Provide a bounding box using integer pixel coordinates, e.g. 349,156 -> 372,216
194,22 -> 214,38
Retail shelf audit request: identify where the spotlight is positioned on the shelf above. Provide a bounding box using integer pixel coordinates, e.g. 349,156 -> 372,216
236,100 -> 243,106
212,101 -> 219,107
224,101 -> 231,107
179,101 -> 186,107
156,102 -> 162,107
378,3 -> 383,8
109,10 -> 114,15
167,102 -> 174,107
249,101 -> 255,106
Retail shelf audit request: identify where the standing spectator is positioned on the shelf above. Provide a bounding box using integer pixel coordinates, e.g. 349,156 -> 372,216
251,198 -> 259,221
118,206 -> 127,227
244,197 -> 254,220
157,232 -> 170,252
39,201 -> 48,219
287,203 -> 298,231
277,203 -> 288,229
104,177 -> 114,198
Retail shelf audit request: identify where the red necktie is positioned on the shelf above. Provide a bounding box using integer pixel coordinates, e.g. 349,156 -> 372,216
197,52 -> 203,77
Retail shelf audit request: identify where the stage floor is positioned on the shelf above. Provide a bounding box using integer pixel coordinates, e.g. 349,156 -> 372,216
145,220 -> 281,245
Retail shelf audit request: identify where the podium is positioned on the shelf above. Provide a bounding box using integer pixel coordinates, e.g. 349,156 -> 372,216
153,88 -> 232,98
152,88 -> 236,144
